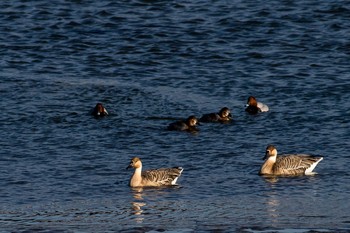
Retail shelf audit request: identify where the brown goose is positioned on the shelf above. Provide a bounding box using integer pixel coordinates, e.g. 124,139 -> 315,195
127,157 -> 183,187
259,145 -> 323,176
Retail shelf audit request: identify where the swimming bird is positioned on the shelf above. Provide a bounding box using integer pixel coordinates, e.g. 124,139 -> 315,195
127,157 -> 183,187
90,103 -> 108,117
199,107 -> 232,123
167,115 -> 199,132
245,96 -> 269,114
259,145 -> 323,176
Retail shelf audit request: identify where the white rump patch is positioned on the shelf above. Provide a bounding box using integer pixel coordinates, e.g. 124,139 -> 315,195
305,157 -> 323,175
171,167 -> 183,185
171,177 -> 179,185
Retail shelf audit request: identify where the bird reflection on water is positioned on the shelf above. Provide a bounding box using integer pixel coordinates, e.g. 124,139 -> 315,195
259,177 -> 281,227
129,185 -> 183,225
266,191 -> 280,227
131,187 -> 146,223
260,174 -> 322,228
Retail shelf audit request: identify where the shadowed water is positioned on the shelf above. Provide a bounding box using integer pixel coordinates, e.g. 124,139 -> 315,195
1,0 -> 350,232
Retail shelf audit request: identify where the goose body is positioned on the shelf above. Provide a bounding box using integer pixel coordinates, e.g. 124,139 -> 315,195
259,145 -> 323,176
199,107 -> 232,123
245,96 -> 269,114
167,115 -> 199,132
127,157 -> 183,187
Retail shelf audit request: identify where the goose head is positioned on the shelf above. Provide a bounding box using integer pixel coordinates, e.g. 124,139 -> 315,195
264,145 -> 278,160
127,157 -> 142,169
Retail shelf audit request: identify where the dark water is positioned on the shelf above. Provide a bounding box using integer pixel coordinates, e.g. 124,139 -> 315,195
1,0 -> 350,232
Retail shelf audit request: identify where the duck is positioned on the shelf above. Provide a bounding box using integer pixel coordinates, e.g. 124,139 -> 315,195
199,107 -> 232,123
126,157 -> 183,187
167,115 -> 199,132
245,96 -> 269,114
90,103 -> 108,117
259,145 -> 323,176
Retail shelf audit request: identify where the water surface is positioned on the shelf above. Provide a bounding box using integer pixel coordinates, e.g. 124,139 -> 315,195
1,0 -> 350,232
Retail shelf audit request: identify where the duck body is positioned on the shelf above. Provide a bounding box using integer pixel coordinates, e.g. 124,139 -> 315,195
259,145 -> 323,176
90,103 -> 108,117
245,96 -> 269,114
199,107 -> 232,123
167,115 -> 199,132
127,157 -> 183,187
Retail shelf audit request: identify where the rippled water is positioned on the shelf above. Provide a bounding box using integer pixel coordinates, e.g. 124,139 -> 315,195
1,0 -> 350,232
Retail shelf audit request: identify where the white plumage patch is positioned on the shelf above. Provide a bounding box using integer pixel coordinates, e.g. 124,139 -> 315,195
257,102 -> 269,112
305,157 -> 323,175
171,177 -> 179,185
171,167 -> 183,185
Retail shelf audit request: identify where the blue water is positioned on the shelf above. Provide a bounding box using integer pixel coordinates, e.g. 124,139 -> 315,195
1,0 -> 350,232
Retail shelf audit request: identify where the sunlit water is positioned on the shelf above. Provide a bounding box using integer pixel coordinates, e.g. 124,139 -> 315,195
1,0 -> 350,232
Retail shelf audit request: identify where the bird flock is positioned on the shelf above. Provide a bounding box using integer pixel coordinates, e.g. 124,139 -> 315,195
91,96 -> 323,188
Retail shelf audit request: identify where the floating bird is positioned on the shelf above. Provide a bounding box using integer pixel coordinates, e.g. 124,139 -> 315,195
199,107 -> 232,123
245,96 -> 269,114
167,115 -> 199,132
90,103 -> 108,117
127,157 -> 183,187
259,145 -> 323,176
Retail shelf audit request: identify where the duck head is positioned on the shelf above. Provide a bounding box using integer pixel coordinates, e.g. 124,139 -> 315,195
219,107 -> 232,118
246,96 -> 258,107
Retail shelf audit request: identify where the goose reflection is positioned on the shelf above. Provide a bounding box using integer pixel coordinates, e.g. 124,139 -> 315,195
262,175 -> 279,184
130,186 -> 182,224
266,191 -> 280,226
131,187 -> 146,223
261,177 -> 280,226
